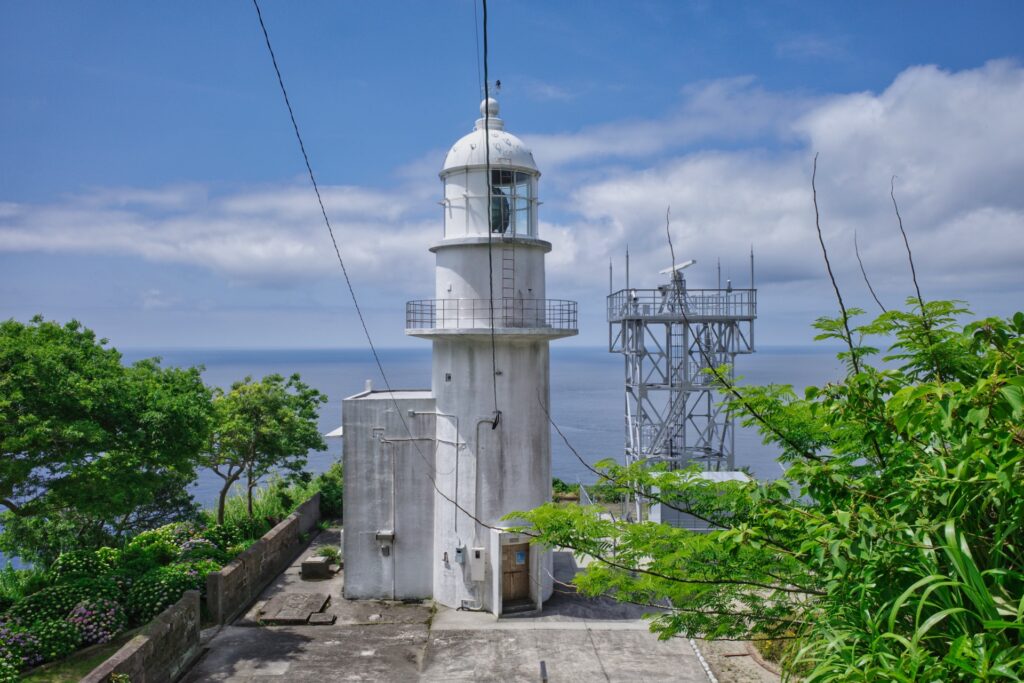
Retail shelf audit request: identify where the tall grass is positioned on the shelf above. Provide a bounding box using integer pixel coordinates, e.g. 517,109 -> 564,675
791,522 -> 1024,681
0,562 -> 48,604
198,464 -> 338,533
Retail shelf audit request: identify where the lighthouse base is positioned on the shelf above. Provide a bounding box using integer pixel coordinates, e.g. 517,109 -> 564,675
341,386 -> 554,616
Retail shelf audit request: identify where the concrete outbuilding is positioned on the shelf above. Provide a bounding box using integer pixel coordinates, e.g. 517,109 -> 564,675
342,97 -> 577,615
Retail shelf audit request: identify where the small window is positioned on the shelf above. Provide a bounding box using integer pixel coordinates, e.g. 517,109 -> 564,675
490,170 -> 533,236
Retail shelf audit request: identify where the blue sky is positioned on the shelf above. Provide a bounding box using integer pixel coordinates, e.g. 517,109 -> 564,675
3,1 -> 1024,348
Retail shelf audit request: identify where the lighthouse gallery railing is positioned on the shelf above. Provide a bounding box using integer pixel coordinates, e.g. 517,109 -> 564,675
406,298 -> 577,331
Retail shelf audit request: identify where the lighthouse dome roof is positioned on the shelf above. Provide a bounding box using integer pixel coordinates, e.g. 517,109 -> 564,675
441,97 -> 539,176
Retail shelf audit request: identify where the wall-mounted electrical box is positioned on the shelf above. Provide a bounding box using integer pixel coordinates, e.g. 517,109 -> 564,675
454,545 -> 466,565
376,529 -> 394,557
468,547 -> 485,581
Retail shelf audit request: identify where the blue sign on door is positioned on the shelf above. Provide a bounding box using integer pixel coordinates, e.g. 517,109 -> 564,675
515,551 -> 526,565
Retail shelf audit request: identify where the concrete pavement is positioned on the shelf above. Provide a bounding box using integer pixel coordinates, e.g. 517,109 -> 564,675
182,529 -> 719,682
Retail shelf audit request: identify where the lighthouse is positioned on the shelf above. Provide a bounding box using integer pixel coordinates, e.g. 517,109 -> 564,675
341,97 -> 577,615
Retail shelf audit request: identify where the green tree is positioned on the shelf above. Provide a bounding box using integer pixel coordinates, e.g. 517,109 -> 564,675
515,301 -> 1024,681
204,374 -> 327,525
0,317 -> 212,560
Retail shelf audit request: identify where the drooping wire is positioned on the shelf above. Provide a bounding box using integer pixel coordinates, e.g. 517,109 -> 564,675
472,0 -> 482,96
250,0 -> 506,536
482,0 -> 500,420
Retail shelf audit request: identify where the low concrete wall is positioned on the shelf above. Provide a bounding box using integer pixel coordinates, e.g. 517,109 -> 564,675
81,590 -> 200,683
206,492 -> 321,625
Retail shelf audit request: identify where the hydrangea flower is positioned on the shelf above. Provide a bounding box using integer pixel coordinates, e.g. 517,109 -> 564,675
66,598 -> 126,645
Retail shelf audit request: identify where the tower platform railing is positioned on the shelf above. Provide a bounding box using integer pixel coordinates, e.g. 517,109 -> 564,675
607,287 -> 756,322
406,298 -> 577,332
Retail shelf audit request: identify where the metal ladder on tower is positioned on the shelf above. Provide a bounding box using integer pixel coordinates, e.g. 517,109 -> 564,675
501,247 -> 516,324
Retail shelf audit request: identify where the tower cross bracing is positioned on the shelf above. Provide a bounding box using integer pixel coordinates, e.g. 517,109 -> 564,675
608,275 -> 757,488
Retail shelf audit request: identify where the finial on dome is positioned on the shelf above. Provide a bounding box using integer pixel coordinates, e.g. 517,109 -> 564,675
480,97 -> 500,118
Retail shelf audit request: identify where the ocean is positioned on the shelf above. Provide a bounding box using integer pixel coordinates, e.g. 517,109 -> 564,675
119,345 -> 846,509
1,345 -> 842,568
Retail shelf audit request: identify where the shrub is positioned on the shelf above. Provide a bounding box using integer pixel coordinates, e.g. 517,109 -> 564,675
0,563 -> 48,604
67,598 -> 127,645
220,483 -> 290,530
199,516 -> 265,545
3,578 -> 119,626
315,546 -> 340,563
126,560 -> 220,624
120,525 -> 190,579
0,623 -> 43,669
0,656 -> 18,683
28,619 -> 82,663
315,463 -> 343,518
226,540 -> 256,559
124,526 -> 184,565
552,477 -> 576,495
178,538 -> 230,564
197,523 -> 242,550
49,550 -> 105,582
585,479 -> 624,503
94,546 -> 123,572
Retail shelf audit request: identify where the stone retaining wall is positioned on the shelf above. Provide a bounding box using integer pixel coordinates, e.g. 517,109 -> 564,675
206,492 -> 321,625
81,590 -> 200,683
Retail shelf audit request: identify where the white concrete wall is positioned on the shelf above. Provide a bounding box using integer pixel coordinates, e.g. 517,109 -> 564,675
433,242 -> 547,302
342,391 -> 436,600
430,338 -> 554,612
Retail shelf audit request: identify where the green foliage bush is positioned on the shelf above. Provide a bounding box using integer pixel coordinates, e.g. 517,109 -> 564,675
197,522 -> 244,550
0,623 -> 42,669
126,560 -> 220,624
219,482 -> 289,530
0,563 -> 48,604
517,302 -> 1024,681
314,463 -> 343,519
67,598 -> 127,645
3,578 -> 119,626
28,619 -> 82,663
119,523 -> 190,579
226,540 -> 256,559
551,477 -> 578,496
125,523 -> 192,559
49,549 -> 104,582
0,656 -> 18,683
177,537 -> 230,564
584,479 -> 624,503
315,546 -> 340,563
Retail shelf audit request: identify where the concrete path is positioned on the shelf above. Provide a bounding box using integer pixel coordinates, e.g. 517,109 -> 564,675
183,529 -> 717,682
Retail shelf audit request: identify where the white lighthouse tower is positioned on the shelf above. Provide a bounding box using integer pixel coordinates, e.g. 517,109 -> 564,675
342,96 -> 576,616
409,96 -> 577,613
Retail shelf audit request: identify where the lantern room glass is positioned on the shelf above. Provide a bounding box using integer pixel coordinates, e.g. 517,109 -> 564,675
490,170 -> 534,237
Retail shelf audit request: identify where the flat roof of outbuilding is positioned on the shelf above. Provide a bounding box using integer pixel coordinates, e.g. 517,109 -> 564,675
347,389 -> 433,401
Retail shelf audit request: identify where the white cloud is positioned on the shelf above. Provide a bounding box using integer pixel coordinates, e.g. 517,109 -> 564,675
525,76 -> 817,169
3,60 -> 1023,341
519,77 -> 578,102
0,183 -> 438,290
543,60 -> 1024,317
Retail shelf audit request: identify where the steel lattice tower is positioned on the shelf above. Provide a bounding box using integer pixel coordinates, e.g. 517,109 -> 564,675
607,258 -> 757,521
